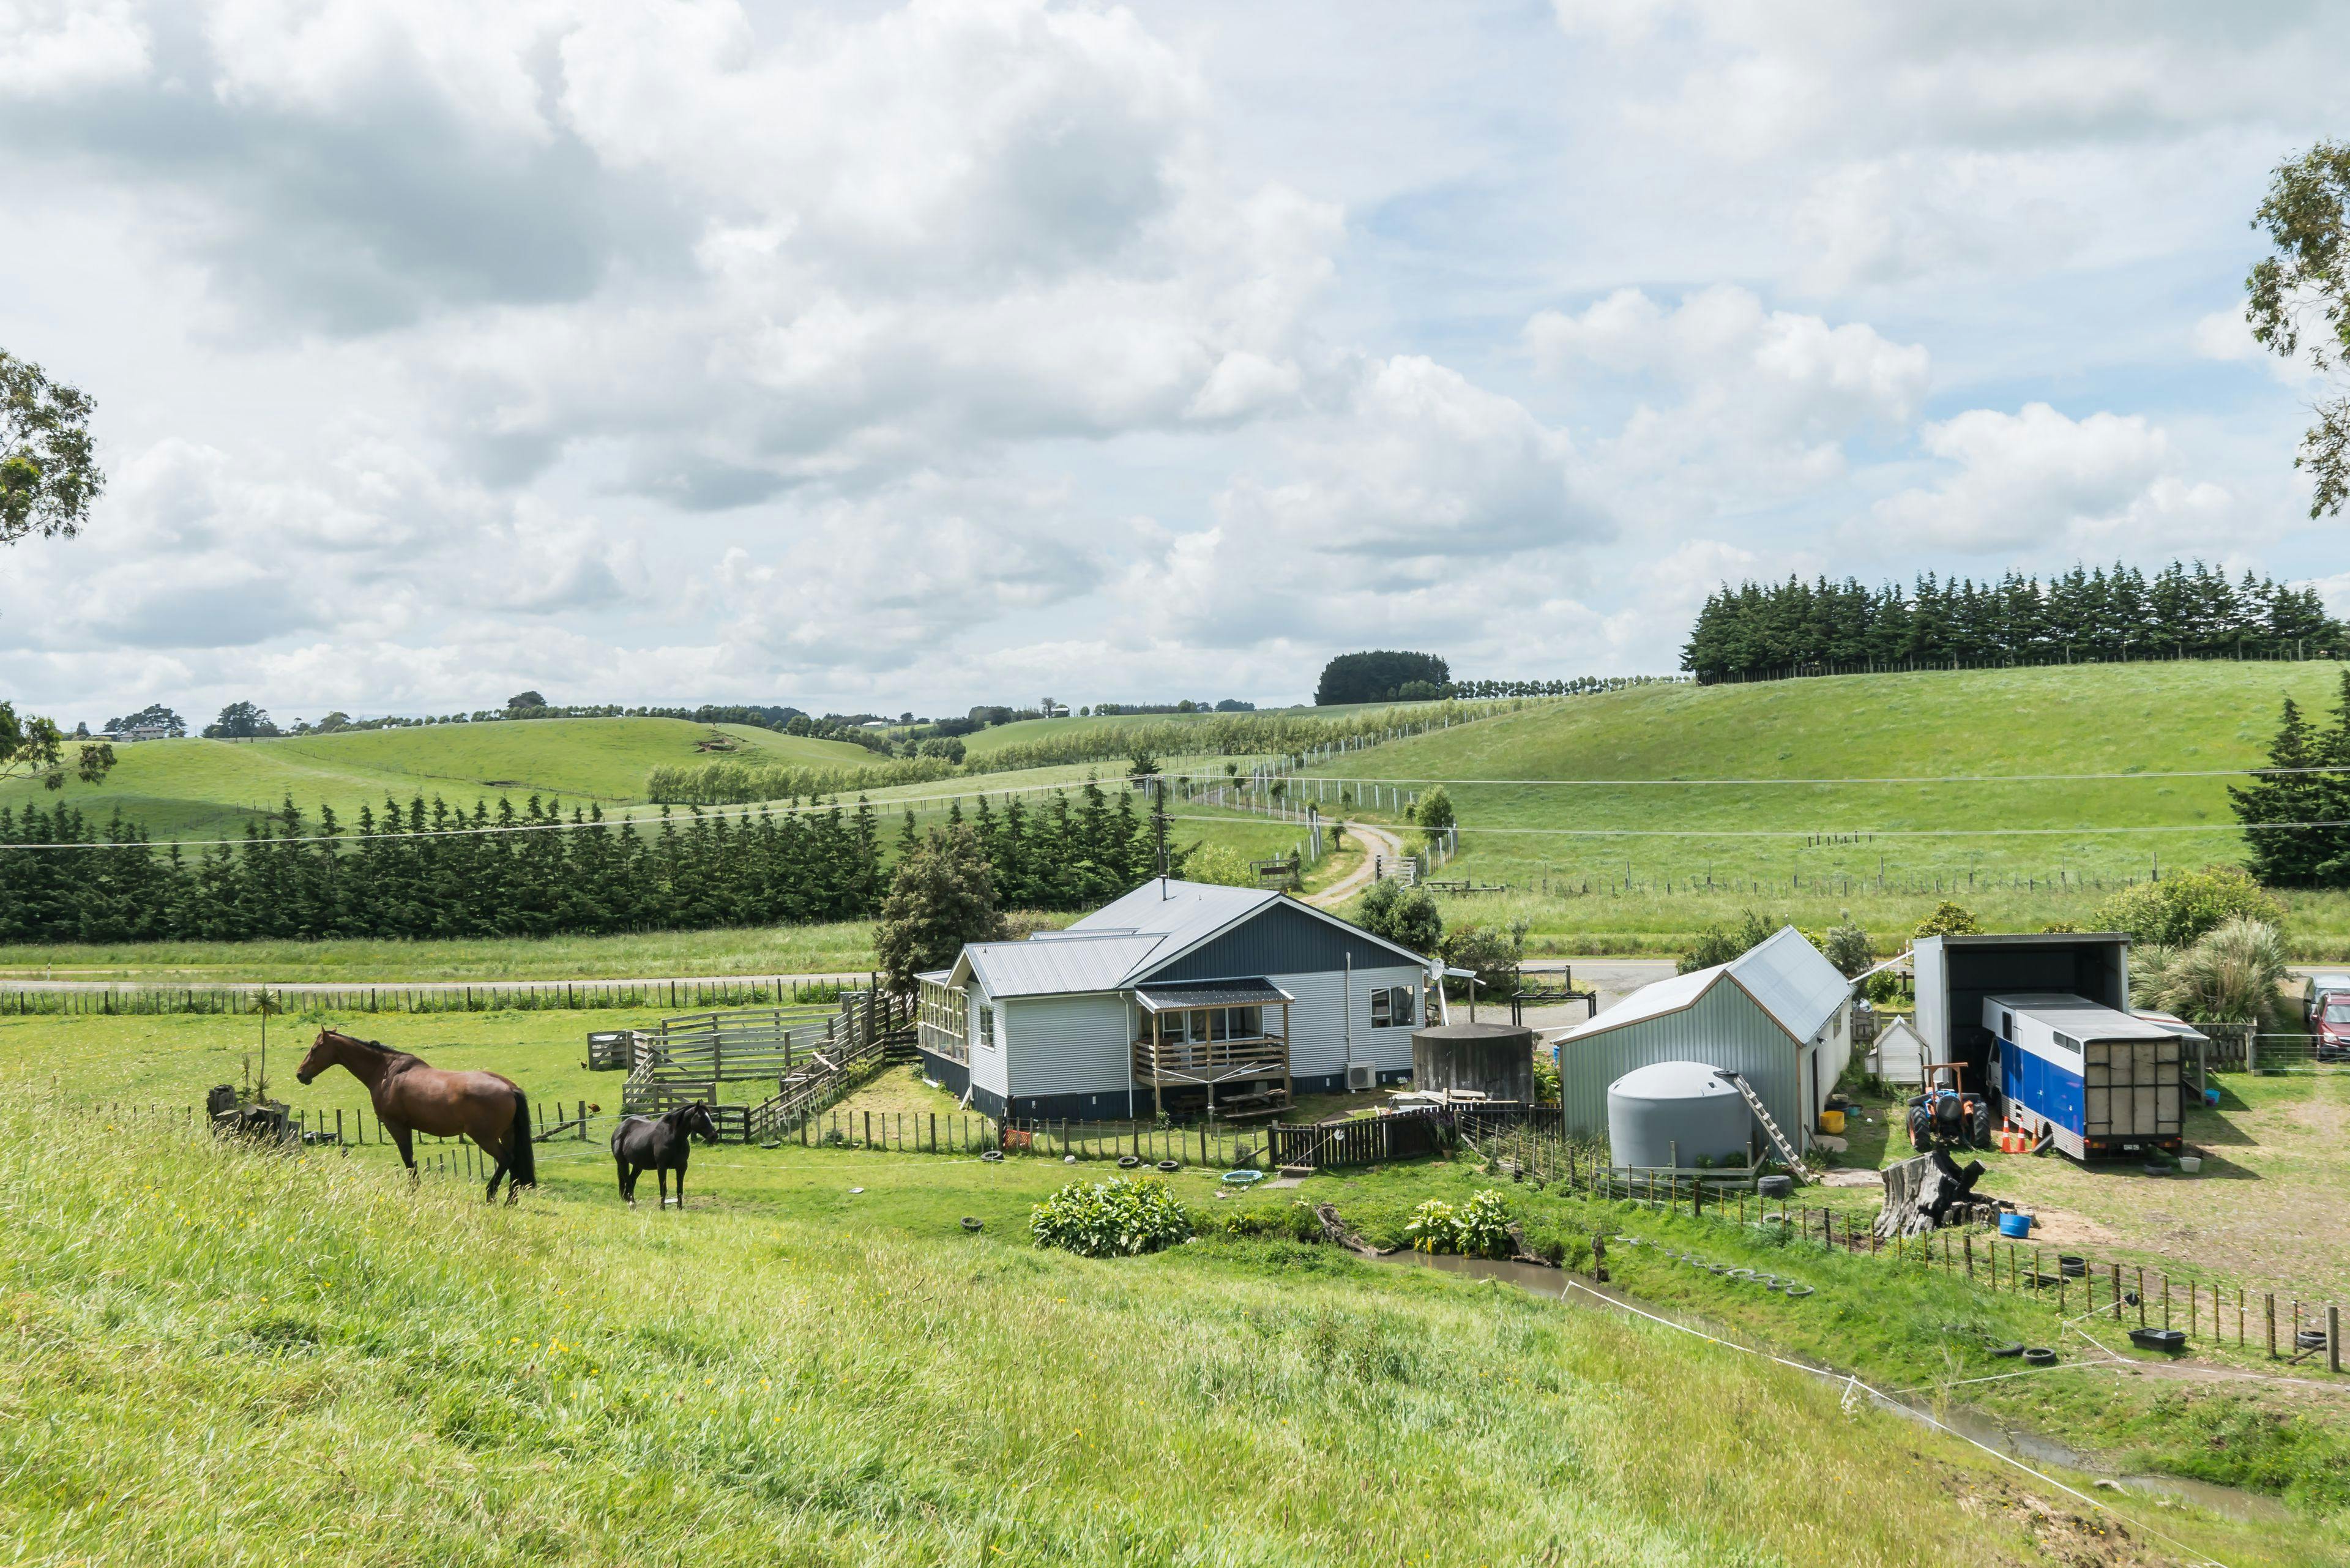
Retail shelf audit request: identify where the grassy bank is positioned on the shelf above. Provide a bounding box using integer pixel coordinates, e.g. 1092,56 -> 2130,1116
1290,662 -> 2350,938
2,1101 -> 2240,1567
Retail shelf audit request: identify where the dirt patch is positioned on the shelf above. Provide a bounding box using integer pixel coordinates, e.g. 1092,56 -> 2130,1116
2018,1205 -> 2126,1249
1948,1471 -> 2164,1567
1818,1167 -> 1882,1189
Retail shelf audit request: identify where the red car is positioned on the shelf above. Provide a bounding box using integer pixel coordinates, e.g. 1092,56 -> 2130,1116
2315,993 -> 2350,1062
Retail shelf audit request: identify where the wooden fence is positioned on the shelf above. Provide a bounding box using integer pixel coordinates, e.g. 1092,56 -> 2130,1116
1267,1107 -> 1444,1168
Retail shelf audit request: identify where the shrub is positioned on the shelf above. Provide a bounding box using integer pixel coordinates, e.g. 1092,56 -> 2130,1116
1439,920 -> 1527,998
2092,867 -> 2285,947
1403,1189 -> 1514,1258
1184,845 -> 1258,888
1912,902 -> 1983,938
1031,1177 -> 1193,1257
1360,879 -> 1443,955
1821,920 -> 1873,978
1679,909 -> 1785,974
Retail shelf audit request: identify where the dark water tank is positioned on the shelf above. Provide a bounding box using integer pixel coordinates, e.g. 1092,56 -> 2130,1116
1412,1021 -> 1537,1103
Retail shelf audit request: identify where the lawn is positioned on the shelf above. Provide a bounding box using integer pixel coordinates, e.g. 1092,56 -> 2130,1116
7,1094 -> 2319,1566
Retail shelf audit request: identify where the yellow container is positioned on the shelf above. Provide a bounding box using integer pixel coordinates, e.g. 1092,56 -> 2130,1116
1820,1109 -> 1846,1135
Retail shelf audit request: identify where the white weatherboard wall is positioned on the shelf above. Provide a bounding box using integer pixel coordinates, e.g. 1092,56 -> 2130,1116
1278,965 -> 1425,1079
1558,980 -> 1802,1152
968,977 -> 1007,1100
1007,993 -> 1134,1100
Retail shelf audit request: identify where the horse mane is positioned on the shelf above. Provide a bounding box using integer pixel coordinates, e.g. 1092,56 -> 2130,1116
324,1029 -> 423,1067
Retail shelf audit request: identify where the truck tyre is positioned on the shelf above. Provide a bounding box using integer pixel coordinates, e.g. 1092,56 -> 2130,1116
1968,1101 -> 1992,1146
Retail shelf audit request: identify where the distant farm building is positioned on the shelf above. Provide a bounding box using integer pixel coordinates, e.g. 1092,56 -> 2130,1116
915,878 -> 1434,1120
1549,927 -> 1855,1154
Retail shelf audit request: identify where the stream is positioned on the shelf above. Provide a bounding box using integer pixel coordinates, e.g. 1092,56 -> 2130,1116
1374,1248 -> 2294,1526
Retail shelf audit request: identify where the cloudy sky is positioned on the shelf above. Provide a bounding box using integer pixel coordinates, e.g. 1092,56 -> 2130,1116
2,0 -> 2344,723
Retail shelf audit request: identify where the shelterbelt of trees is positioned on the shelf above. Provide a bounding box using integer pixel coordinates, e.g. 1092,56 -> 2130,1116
1682,559 -> 2341,683
0,782 -> 1184,944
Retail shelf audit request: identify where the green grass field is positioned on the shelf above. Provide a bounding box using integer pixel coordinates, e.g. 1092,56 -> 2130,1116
1283,662 -> 2350,945
16,1004 -> 2347,1563
10,1088 -> 2328,1564
4,718 -> 876,840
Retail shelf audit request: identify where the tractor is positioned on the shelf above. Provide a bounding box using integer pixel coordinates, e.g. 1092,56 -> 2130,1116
1907,1061 -> 1993,1152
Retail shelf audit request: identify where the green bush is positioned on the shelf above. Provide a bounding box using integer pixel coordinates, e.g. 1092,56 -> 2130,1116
2093,866 -> 2285,947
1912,902 -> 1983,938
1030,1177 -> 1194,1257
1403,1189 -> 1514,1258
2132,917 -> 2291,1026
1203,1200 -> 1322,1242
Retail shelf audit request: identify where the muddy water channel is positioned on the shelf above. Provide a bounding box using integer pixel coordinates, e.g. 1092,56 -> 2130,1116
1375,1248 -> 2294,1526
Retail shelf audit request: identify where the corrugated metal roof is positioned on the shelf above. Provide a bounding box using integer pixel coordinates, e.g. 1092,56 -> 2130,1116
1551,926 -> 1851,1047
1134,979 -> 1294,1010
958,934 -> 1166,998
952,878 -> 1423,999
1729,926 -> 1851,1044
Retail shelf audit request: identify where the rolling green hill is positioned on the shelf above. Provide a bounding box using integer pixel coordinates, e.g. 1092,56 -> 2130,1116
2,718 -> 875,840
1279,661 -> 2350,946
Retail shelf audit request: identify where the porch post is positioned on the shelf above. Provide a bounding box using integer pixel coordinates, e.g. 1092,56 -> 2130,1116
1281,1000 -> 1294,1109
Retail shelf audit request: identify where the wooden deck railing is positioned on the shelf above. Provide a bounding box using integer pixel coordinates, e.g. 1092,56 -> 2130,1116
1131,1034 -> 1288,1086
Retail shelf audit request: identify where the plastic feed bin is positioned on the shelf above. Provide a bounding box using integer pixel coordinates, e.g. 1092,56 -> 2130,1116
1997,1212 -> 2034,1239
1820,1109 -> 1846,1135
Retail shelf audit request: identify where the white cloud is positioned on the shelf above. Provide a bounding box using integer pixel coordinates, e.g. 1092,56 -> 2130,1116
1217,355 -> 1605,566
1871,402 -> 2237,555
1528,286 -> 1927,507
0,0 -> 147,95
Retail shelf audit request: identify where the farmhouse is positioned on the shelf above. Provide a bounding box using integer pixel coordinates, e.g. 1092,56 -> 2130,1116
1550,927 -> 1854,1154
914,878 -> 1436,1120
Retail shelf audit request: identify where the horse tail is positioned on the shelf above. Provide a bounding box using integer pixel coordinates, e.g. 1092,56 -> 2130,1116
509,1092 -> 537,1189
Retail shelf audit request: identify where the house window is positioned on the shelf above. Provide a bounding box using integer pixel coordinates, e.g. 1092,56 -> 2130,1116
1390,986 -> 1416,1028
979,1006 -> 996,1049
1370,989 -> 1391,1028
1229,1005 -> 1261,1038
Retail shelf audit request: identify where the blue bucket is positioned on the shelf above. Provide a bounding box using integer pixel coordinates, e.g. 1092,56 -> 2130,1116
2203,1088 -> 2221,1108
1998,1212 -> 2033,1239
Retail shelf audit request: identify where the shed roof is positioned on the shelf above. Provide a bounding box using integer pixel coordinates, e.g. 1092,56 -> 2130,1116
1553,925 -> 1850,1048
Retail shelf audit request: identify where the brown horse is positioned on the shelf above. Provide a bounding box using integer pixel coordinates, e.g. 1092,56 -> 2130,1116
295,1029 -> 535,1202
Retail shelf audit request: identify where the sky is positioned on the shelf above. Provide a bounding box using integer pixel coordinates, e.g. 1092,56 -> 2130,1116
2,0 -> 2344,725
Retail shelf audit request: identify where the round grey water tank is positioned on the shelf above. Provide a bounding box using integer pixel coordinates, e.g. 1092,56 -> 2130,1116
1607,1060 -> 1751,1170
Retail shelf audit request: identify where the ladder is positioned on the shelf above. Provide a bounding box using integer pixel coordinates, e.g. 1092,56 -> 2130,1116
1715,1070 -> 1807,1184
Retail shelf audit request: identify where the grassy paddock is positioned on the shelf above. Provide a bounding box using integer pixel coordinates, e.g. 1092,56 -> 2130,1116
1,1103 -> 2296,1568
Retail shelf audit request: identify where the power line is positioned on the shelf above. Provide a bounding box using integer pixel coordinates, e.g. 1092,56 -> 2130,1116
1160,814 -> 2272,838
1269,767 -> 2340,785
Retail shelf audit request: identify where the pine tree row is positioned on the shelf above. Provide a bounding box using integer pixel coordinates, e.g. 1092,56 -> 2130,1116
1683,561 -> 2340,683
0,780 -> 1182,944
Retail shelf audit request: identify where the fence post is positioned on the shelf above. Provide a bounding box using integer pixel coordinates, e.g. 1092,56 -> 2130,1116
2333,1306 -> 2343,1376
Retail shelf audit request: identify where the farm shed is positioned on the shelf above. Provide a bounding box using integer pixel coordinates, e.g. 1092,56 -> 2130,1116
915,878 -> 1435,1120
1548,927 -> 1854,1154
1913,933 -> 2128,1107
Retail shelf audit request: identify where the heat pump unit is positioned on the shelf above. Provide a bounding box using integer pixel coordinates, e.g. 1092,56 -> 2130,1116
1346,1064 -> 1375,1091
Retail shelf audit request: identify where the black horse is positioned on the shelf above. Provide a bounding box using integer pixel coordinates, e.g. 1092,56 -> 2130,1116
611,1102 -> 719,1208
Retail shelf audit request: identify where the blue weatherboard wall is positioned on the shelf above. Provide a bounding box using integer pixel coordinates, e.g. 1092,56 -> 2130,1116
1143,900 -> 1417,984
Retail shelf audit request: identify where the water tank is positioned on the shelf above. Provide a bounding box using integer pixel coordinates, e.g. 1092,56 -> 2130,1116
1607,1061 -> 1751,1170
1411,1021 -> 1537,1103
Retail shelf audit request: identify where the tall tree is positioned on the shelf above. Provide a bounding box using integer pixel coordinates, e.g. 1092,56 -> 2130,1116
2247,140 -> 2350,517
0,348 -> 101,545
875,824 -> 1004,993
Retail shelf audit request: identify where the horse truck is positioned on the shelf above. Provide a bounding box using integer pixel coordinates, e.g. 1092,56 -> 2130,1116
1983,993 -> 2182,1160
